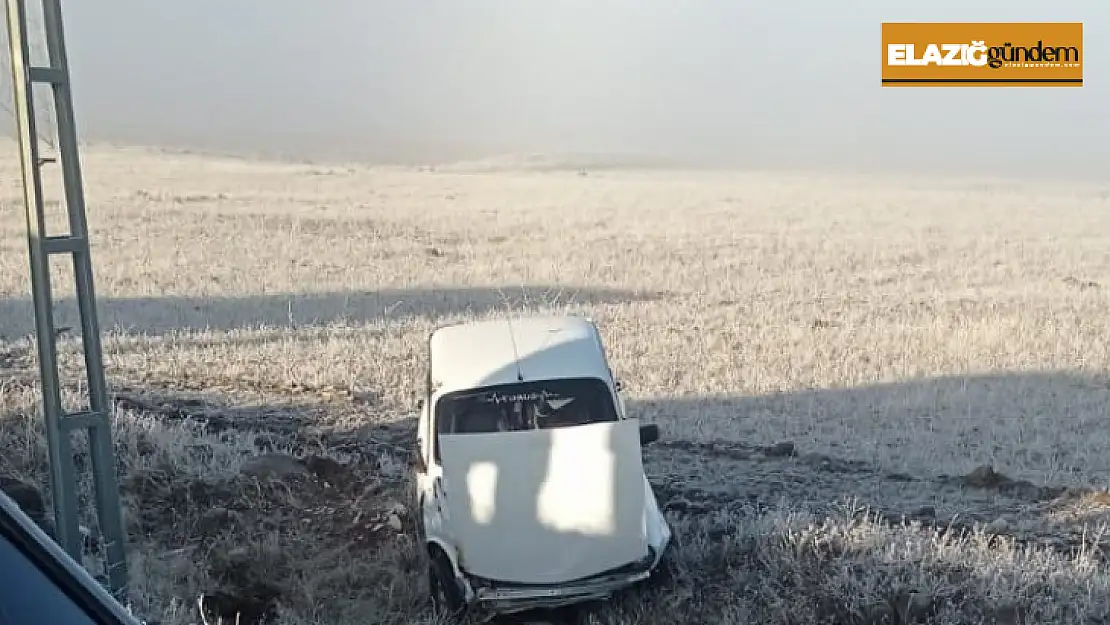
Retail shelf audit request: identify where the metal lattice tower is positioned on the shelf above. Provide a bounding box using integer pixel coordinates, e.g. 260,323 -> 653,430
4,0 -> 128,596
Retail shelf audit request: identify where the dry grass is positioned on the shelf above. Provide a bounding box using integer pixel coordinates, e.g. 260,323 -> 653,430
2,139 -> 1110,624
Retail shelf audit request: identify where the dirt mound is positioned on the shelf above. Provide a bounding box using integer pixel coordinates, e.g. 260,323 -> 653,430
950,464 -> 1069,501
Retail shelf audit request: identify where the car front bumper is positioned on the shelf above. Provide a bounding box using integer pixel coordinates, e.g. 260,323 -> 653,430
474,569 -> 652,614
461,548 -> 662,616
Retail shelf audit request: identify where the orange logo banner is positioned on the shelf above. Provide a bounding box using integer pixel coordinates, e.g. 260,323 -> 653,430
881,22 -> 1083,87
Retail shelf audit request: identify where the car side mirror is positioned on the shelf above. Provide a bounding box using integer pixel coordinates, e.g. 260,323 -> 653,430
410,452 -> 427,474
614,379 -> 623,392
639,423 -> 659,446
416,398 -> 425,411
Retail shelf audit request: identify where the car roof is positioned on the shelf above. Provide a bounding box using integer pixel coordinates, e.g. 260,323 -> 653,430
429,314 -> 613,396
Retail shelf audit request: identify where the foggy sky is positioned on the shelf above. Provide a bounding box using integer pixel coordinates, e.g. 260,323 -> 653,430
9,0 -> 1108,178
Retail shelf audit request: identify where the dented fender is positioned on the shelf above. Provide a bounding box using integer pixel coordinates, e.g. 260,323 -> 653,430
425,536 -> 476,602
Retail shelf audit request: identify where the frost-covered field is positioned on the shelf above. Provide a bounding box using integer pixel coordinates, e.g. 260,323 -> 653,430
2,142 -> 1110,624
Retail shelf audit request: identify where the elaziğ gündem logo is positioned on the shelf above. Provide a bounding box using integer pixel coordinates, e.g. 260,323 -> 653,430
881,22 -> 1083,87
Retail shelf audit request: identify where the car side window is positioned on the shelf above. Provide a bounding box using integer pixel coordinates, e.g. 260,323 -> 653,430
0,530 -> 102,625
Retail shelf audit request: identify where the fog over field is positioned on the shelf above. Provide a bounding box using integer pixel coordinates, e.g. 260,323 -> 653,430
1,0 -> 1105,176
2,2 -> 1110,625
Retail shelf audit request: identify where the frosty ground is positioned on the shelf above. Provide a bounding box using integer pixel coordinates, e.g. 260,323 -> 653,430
2,143 -> 1110,624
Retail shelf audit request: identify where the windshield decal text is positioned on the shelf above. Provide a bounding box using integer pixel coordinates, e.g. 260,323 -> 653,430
482,390 -> 566,405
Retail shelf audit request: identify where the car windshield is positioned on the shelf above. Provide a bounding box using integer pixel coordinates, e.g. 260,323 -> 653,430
435,377 -> 618,435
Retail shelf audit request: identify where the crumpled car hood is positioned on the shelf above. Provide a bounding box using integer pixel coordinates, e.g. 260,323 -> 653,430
438,419 -> 650,585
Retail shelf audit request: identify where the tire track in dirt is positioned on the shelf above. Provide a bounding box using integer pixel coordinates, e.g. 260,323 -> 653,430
645,439 -> 1110,562
107,390 -> 1110,573
110,388 -> 1110,556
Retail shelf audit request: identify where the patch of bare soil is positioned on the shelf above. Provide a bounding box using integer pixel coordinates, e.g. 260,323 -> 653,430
82,389 -> 419,624
123,447 -> 415,624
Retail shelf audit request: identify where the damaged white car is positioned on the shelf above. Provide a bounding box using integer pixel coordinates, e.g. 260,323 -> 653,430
411,314 -> 672,621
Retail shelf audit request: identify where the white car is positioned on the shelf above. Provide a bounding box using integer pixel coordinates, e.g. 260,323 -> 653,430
411,314 -> 672,621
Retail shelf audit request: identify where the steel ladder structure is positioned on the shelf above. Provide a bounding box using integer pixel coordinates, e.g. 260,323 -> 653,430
4,0 -> 128,597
